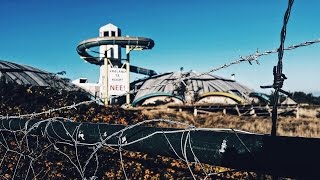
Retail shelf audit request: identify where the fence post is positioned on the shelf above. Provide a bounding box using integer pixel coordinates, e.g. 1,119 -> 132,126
250,106 -> 256,117
222,108 -> 226,115
193,108 -> 198,117
266,105 -> 272,117
235,105 -> 241,116
295,104 -> 300,119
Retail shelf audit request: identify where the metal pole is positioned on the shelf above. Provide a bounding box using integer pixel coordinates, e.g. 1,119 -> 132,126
261,0 -> 294,137
271,89 -> 279,136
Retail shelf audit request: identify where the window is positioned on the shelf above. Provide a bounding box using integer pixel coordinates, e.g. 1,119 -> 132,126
103,31 -> 109,37
111,31 -> 116,37
79,79 -> 87,83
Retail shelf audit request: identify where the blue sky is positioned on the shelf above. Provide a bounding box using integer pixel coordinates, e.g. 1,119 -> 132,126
0,0 -> 319,94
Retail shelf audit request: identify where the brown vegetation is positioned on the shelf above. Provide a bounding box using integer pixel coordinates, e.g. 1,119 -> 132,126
1,83 -> 318,179
1,84 -> 259,179
141,107 -> 320,138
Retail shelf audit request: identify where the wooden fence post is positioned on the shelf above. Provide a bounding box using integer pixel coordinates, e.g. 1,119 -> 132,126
193,108 -> 198,117
223,108 -> 226,115
296,105 -> 300,119
235,105 -> 241,116
266,105 -> 272,117
250,106 -> 256,117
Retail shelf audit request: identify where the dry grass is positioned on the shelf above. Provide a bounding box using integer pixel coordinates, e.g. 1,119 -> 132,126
141,107 -> 320,138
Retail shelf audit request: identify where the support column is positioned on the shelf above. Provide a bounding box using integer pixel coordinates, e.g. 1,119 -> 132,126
126,46 -> 131,106
104,57 -> 109,106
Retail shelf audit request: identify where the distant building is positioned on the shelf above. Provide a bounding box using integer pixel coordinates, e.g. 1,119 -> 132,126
249,92 -> 270,105
72,78 -> 100,97
131,71 -> 254,106
281,97 -> 297,105
0,60 -> 78,90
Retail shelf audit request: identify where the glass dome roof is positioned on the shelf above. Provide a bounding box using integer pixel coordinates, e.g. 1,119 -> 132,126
0,60 -> 78,90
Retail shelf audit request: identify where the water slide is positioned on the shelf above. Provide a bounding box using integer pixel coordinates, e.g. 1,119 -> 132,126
76,36 -> 157,76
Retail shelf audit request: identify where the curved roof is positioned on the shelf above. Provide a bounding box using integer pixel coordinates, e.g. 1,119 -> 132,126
132,71 -> 253,105
0,60 -> 79,90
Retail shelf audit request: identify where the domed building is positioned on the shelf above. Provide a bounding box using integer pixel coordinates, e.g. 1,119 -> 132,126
131,71 -> 254,106
0,60 -> 78,90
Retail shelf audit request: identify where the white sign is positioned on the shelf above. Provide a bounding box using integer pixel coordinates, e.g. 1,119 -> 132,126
108,68 -> 128,96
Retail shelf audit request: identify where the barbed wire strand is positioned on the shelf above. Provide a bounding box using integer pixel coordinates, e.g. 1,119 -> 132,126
118,131 -> 129,180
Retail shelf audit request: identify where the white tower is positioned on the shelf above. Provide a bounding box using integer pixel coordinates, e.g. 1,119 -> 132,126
98,23 -> 122,99
75,22 -> 155,106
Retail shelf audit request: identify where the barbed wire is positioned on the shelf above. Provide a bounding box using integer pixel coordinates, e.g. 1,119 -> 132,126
116,37 -> 320,89
0,117 -> 254,179
118,38 -> 320,99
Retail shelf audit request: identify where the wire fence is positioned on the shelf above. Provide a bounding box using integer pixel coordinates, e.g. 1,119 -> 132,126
1,115 -> 319,179
0,117 -> 258,179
